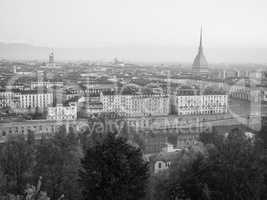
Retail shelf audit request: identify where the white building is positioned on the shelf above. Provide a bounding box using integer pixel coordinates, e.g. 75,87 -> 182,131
150,151 -> 180,174
174,94 -> 228,115
100,90 -> 228,117
263,90 -> 267,102
0,89 -> 53,112
162,143 -> 182,153
5,84 -> 25,90
47,103 -> 77,121
230,84 -> 264,103
16,91 -> 53,110
30,81 -> 64,89
83,102 -> 103,114
0,90 -> 17,108
100,92 -> 170,117
230,85 -> 251,101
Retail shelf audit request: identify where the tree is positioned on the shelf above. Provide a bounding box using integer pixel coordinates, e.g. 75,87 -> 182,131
79,118 -> 145,153
258,124 -> 267,151
79,133 -> 149,200
34,127 -> 82,200
0,167 -> 5,196
0,133 -> 35,194
258,124 -> 267,189
199,127 -> 223,147
154,130 -> 267,200
148,171 -> 170,200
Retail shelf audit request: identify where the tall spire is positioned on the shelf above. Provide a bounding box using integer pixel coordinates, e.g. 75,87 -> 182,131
192,26 -> 208,66
199,25 -> 203,51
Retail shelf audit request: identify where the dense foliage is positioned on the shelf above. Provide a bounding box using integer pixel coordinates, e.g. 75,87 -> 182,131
34,128 -> 82,200
2,124 -> 267,200
0,127 -> 82,200
79,133 -> 149,200
0,127 -> 149,200
0,132 -> 35,194
151,129 -> 267,200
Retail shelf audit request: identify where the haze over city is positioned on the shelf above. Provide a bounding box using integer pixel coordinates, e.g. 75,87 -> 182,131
1,0 -> 267,62
2,1 -> 267,200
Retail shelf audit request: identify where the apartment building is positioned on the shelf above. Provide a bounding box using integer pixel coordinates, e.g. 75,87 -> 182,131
47,103 -> 77,121
0,90 -> 18,108
100,91 -> 170,117
30,81 -> 64,89
174,94 -> 228,115
16,90 -> 53,110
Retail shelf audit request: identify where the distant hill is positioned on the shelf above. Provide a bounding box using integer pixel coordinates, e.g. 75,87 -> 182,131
0,42 -> 49,60
0,42 -> 267,63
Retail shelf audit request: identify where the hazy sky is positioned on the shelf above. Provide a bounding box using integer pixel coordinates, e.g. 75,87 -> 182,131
1,0 -> 267,49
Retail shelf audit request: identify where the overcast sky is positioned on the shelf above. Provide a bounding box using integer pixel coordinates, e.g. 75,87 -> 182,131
1,0 -> 267,48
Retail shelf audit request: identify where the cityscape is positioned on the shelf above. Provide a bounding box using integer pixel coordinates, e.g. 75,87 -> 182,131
1,0 -> 267,200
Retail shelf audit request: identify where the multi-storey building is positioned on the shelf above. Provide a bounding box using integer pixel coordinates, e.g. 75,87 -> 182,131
174,94 -> 228,115
5,84 -> 25,90
0,90 -> 15,108
0,89 -> 53,112
16,90 -> 53,110
47,103 -> 77,121
101,88 -> 228,117
30,81 -> 64,89
0,90 -> 20,109
0,96 -> 9,108
229,84 -> 263,103
100,91 -> 170,117
83,84 -> 116,94
80,102 -> 103,116
230,85 -> 251,101
65,88 -> 85,101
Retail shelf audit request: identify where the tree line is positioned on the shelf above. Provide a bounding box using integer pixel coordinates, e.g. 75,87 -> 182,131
0,126 -> 149,200
1,125 -> 267,200
149,128 -> 267,200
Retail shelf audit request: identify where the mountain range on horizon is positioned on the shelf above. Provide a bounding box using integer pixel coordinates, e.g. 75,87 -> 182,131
0,42 -> 267,64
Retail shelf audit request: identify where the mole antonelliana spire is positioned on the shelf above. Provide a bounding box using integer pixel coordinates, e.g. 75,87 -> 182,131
193,26 -> 208,66
192,26 -> 209,77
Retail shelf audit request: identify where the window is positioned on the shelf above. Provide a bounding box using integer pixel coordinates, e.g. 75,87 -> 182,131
158,162 -> 162,168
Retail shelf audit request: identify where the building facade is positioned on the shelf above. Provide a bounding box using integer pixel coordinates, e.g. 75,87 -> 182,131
174,94 -> 228,115
30,81 -> 64,89
47,103 -> 77,121
100,90 -> 228,117
100,92 -> 170,117
0,90 -> 19,108
16,91 -> 53,110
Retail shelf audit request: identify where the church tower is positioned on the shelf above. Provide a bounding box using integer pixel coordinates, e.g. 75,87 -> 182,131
49,51 -> 55,64
192,27 -> 209,77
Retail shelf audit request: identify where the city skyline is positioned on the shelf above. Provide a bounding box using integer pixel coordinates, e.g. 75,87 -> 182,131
2,41 -> 267,63
1,0 -> 267,62
1,1 -> 267,199
1,0 -> 267,48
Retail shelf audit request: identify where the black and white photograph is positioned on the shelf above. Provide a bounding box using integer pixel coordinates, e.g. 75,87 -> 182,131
0,0 -> 267,199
